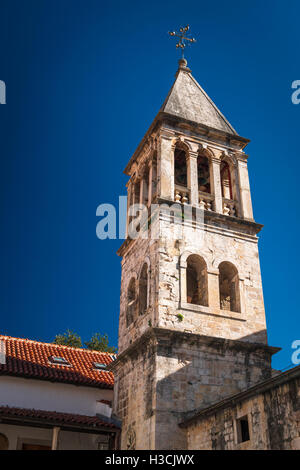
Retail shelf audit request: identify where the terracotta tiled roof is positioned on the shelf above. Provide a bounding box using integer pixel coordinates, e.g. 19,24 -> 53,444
0,335 -> 115,388
0,406 -> 119,430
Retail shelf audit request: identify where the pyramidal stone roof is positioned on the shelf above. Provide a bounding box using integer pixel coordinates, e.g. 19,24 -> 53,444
160,59 -> 237,135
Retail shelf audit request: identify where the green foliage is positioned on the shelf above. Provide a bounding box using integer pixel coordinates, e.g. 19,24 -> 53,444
176,313 -> 184,322
84,333 -> 117,353
54,329 -> 82,348
53,330 -> 117,353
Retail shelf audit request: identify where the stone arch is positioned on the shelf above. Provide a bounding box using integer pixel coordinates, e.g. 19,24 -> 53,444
198,143 -> 215,158
186,254 -> 208,306
218,261 -> 241,313
173,137 -> 192,152
180,250 -> 210,268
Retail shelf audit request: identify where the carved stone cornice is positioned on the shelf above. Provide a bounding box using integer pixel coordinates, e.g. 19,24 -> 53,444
108,326 -> 280,374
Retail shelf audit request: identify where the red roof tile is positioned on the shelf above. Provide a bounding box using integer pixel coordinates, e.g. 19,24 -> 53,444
0,335 -> 115,388
0,406 -> 118,430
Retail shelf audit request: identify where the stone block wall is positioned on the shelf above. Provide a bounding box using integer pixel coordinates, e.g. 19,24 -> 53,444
112,333 -> 157,450
111,328 -> 275,450
184,372 -> 300,450
118,232 -> 159,354
154,329 -> 273,449
157,211 -> 267,344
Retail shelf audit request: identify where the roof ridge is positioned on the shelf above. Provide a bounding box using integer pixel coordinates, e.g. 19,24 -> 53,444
0,334 -> 116,355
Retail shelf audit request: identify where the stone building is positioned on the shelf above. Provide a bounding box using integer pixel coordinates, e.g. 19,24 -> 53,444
110,57 -> 299,450
180,365 -> 300,450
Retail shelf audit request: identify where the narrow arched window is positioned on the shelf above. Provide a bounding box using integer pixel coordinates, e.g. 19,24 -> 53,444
151,157 -> 157,200
221,161 -> 232,199
219,261 -> 240,312
134,181 -> 140,204
141,169 -> 149,207
174,146 -> 187,187
186,255 -> 208,306
198,155 -> 210,193
127,278 -> 136,326
139,263 -> 148,315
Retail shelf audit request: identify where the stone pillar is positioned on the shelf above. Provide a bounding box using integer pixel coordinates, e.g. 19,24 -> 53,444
132,179 -> 138,207
207,268 -> 220,309
237,157 -> 253,220
158,135 -> 174,201
179,258 -> 187,305
148,161 -> 153,207
152,159 -> 157,199
239,277 -> 246,314
126,181 -> 132,238
139,177 -> 145,206
51,426 -> 60,450
210,158 -> 223,214
187,151 -> 198,206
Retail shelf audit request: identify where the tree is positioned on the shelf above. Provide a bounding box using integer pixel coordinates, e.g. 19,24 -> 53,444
53,330 -> 117,353
54,330 -> 82,348
85,333 -> 117,353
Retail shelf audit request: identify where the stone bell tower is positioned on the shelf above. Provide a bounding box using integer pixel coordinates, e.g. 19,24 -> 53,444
110,58 -> 279,450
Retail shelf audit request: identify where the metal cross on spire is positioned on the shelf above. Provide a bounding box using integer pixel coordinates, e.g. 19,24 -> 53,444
168,25 -> 196,59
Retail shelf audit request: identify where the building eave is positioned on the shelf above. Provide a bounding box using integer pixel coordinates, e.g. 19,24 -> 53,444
0,370 -> 114,390
108,327 -> 280,373
124,111 -> 250,176
0,406 -> 119,434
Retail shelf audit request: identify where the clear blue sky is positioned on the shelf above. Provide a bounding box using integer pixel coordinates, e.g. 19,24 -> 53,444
0,0 -> 299,370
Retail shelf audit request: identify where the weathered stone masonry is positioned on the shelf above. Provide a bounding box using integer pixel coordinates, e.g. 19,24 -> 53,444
180,366 -> 300,450
110,58 -> 283,450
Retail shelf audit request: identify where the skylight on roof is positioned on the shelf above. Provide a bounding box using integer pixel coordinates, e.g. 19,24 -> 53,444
93,362 -> 107,371
49,356 -> 71,366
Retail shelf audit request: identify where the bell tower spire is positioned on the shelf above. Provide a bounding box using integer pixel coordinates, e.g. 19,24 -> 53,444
110,37 -> 279,450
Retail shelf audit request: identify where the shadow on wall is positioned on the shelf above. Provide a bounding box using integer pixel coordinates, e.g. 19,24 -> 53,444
153,328 -> 279,449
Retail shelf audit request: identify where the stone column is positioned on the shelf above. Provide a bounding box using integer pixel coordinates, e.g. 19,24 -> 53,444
139,177 -> 145,206
179,258 -> 187,305
126,181 -> 132,238
152,160 -> 157,199
207,268 -> 220,309
237,157 -> 253,220
148,161 -> 153,207
51,426 -> 60,450
210,158 -> 223,214
158,135 -> 174,201
132,179 -> 138,207
187,151 -> 198,206
238,277 -> 246,314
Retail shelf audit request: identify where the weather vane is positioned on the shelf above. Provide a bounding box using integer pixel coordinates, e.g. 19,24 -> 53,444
168,25 -> 196,59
